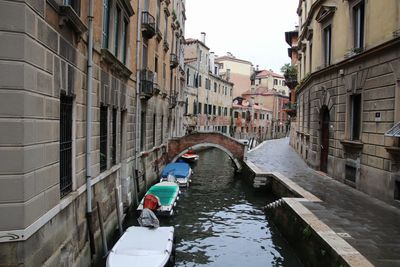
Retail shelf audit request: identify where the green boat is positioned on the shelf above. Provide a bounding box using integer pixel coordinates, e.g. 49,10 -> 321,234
137,182 -> 180,216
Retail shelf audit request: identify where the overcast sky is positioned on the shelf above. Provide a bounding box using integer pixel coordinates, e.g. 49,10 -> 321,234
185,0 -> 299,74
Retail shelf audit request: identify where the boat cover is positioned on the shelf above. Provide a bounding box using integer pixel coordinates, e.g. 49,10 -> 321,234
106,226 -> 174,267
161,162 -> 191,179
147,183 -> 179,206
138,208 -> 159,228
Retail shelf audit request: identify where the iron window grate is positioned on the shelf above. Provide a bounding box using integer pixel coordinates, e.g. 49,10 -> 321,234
60,95 -> 73,198
100,106 -> 108,172
385,121 -> 400,137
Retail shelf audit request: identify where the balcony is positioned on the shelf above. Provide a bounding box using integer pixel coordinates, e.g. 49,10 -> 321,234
139,69 -> 154,100
141,11 -> 156,39
282,103 -> 297,117
170,53 -> 178,69
169,94 -> 177,109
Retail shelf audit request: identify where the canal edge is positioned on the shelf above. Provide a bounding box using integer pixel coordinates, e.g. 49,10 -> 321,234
244,160 -> 374,267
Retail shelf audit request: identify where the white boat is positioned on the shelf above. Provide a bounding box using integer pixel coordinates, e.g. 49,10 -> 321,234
106,226 -> 175,267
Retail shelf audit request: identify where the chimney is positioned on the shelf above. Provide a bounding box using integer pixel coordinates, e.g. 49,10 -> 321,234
201,32 -> 206,44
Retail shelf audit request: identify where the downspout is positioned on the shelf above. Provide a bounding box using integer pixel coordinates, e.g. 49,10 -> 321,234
133,0 -> 142,206
86,0 -> 95,256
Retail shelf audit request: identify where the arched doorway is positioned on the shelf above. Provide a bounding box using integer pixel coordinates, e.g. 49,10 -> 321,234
320,106 -> 330,173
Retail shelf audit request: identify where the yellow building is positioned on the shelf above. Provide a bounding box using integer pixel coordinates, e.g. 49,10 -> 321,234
294,0 -> 400,206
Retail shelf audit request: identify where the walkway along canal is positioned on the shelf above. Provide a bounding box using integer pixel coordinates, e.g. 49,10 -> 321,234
125,148 -> 303,266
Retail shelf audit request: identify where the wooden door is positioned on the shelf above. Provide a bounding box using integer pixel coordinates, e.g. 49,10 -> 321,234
320,107 -> 329,173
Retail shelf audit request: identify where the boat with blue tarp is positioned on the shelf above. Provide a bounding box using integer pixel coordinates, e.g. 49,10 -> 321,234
161,162 -> 192,187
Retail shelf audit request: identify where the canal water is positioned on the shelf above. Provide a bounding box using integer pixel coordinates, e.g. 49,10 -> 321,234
127,148 -> 302,266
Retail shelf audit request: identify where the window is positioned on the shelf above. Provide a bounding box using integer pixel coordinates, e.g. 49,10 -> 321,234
140,111 -> 146,151
120,110 -> 126,159
213,105 -> 216,115
164,13 -> 168,41
208,105 -> 212,115
242,112 -> 245,118
224,107 -> 227,116
64,0 -> 80,15
111,108 -> 117,165
193,101 -> 197,115
186,70 -> 190,85
234,112 -> 238,118
204,103 -> 208,114
395,181 -> 400,201
323,25 -> 332,65
274,79 -> 278,85
60,94 -> 73,198
199,75 -> 202,87
160,115 -> 164,143
100,105 -> 108,172
114,7 -> 121,56
142,43 -> 148,68
155,57 -> 158,74
351,94 -> 362,140
122,20 -> 128,64
267,114 -> 269,120
214,82 -> 217,92
152,114 -> 156,147
254,113 -> 258,120
156,0 -> 161,30
102,0 -> 110,48
353,1 -> 365,49
218,107 -> 221,116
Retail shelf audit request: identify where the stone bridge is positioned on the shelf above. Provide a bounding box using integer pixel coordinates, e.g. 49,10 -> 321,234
168,132 -> 247,170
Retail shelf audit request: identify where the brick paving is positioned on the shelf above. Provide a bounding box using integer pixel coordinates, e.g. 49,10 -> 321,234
248,138 -> 400,267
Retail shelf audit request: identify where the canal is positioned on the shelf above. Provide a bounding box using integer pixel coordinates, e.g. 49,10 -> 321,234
127,148 -> 302,266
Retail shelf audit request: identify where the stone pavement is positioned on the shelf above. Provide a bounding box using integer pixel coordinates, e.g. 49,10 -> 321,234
248,138 -> 400,267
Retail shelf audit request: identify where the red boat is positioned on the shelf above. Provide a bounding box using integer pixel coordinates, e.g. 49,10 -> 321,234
180,149 -> 199,162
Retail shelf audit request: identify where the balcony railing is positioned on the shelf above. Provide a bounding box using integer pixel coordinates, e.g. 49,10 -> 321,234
141,11 -> 156,39
170,53 -> 178,68
140,69 -> 154,100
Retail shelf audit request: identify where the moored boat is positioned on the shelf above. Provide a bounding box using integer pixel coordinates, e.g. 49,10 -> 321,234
106,226 -> 175,267
137,182 -> 180,216
161,162 -> 192,187
180,149 -> 199,163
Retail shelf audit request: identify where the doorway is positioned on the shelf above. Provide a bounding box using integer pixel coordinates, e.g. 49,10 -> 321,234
320,106 -> 330,173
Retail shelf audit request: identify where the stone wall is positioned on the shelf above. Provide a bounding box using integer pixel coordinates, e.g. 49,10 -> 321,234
0,0 -> 135,265
294,39 -> 400,206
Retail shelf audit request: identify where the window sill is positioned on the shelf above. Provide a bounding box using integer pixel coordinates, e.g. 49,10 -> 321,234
59,5 -> 87,35
101,49 -> 132,79
340,140 -> 363,150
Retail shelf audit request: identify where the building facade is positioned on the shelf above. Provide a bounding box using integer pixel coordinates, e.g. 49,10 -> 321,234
252,69 -> 290,96
215,53 -> 253,98
232,97 -> 272,141
0,0 -> 185,265
242,88 -> 289,139
294,0 -> 400,206
184,34 -> 233,134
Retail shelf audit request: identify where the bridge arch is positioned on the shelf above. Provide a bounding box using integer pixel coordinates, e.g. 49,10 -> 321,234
167,132 -> 246,171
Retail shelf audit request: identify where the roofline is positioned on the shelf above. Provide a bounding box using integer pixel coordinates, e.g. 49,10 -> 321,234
215,56 -> 253,65
185,38 -> 210,50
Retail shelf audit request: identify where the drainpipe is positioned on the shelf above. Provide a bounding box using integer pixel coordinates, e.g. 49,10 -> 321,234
133,0 -> 142,206
86,0 -> 95,256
